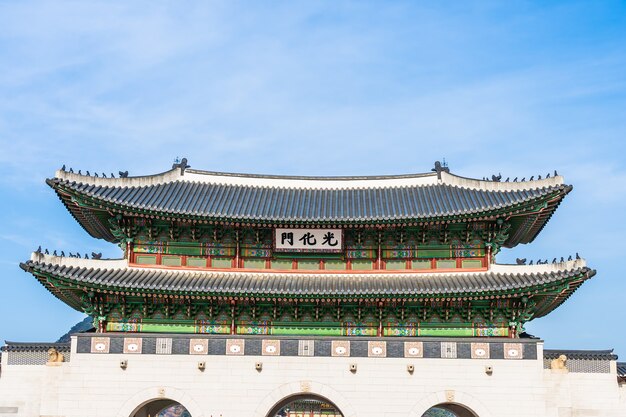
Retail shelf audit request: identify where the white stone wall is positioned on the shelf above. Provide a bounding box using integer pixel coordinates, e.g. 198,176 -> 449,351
0,340 -> 624,417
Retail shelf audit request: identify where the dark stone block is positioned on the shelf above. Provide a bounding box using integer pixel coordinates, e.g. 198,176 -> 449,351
142,338 -> 156,354
523,343 -> 537,360
315,340 -> 331,357
491,343 -> 504,359
350,341 -> 368,357
423,341 -> 441,358
246,339 -> 262,356
281,340 -> 298,356
76,337 -> 91,353
387,341 -> 404,358
171,338 -> 188,355
110,337 -> 124,354
457,343 -> 471,359
209,339 -> 226,355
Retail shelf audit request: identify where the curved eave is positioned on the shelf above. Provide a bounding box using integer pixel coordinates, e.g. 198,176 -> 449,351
20,261 -> 86,311
505,184 -> 572,246
20,254 -> 595,320
47,176 -> 571,246
532,268 -> 596,318
48,179 -> 115,241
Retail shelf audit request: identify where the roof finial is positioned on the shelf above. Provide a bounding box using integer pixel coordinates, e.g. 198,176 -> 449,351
431,160 -> 449,179
173,157 -> 191,174
119,171 -> 129,178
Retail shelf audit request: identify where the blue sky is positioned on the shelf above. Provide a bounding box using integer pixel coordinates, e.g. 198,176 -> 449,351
1,1 -> 625,354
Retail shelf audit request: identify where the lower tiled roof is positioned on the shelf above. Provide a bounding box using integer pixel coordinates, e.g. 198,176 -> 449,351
20,253 -> 594,321
2,341 -> 71,353
20,255 -> 592,300
544,349 -> 618,361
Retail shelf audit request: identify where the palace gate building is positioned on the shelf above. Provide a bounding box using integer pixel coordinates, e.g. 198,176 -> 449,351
1,160 -> 624,416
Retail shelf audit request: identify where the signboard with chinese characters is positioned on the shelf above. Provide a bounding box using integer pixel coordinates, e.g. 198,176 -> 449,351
274,228 -> 343,253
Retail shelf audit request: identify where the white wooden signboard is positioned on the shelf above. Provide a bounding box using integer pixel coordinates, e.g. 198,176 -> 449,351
274,228 -> 343,252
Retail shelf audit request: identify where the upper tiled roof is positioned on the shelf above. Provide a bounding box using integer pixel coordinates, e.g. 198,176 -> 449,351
20,253 -> 594,318
47,165 -> 571,243
617,362 -> 626,378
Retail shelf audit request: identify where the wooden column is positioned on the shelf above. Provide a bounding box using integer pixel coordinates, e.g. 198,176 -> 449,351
377,301 -> 384,337
230,299 -> 237,335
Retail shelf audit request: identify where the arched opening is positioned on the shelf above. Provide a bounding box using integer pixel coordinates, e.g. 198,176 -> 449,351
130,399 -> 192,417
422,403 -> 478,417
266,394 -> 344,417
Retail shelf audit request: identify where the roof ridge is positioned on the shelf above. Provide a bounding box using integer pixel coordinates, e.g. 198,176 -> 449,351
543,349 -> 618,361
491,259 -> 587,272
52,167 -> 566,192
25,252 -> 589,276
26,252 -> 127,269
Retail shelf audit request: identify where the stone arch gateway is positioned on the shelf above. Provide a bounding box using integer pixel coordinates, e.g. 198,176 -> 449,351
265,393 -> 344,417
